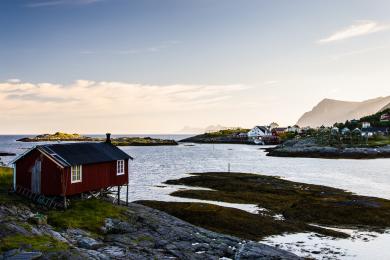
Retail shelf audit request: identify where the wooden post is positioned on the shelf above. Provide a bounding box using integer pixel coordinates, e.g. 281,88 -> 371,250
63,196 -> 67,209
126,184 -> 129,206
117,186 -> 121,205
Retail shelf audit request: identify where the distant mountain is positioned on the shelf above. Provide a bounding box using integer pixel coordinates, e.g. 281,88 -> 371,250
178,125 -> 233,134
296,96 -> 390,127
380,102 -> 390,112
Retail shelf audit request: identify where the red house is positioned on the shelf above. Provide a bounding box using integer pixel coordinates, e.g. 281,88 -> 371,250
11,134 -> 132,204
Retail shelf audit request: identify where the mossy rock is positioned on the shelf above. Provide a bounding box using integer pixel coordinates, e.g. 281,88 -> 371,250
0,234 -> 68,253
139,172 -> 390,240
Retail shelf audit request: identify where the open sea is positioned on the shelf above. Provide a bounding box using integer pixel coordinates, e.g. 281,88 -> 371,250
1,134 -> 390,259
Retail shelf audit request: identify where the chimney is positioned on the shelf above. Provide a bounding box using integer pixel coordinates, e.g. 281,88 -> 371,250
106,133 -> 111,143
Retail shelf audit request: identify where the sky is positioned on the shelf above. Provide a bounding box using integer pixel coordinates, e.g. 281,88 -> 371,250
1,0 -> 390,134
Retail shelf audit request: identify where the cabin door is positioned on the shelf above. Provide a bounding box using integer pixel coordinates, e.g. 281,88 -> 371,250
31,159 -> 41,194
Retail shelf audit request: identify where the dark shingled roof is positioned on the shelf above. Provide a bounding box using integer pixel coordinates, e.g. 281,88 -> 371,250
37,142 -> 133,167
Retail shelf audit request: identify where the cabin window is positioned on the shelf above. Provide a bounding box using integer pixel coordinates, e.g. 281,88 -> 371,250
71,165 -> 82,183
117,160 -> 125,175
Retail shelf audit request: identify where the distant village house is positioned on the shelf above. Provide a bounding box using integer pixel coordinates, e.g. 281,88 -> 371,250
381,113 -> 390,122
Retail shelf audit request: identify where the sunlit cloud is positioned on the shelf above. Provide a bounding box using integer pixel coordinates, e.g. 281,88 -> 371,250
0,80 -> 251,133
318,20 -> 390,44
263,80 -> 279,85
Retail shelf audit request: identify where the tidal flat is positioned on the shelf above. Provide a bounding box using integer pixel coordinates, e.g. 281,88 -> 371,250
138,172 -> 390,241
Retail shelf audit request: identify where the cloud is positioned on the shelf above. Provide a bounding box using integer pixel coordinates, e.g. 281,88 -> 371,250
7,79 -> 21,84
262,80 -> 279,85
26,0 -> 103,8
318,20 -> 390,44
0,80 -> 251,133
331,45 -> 389,60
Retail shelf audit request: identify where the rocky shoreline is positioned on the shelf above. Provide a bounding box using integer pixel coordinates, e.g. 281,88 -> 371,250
266,138 -> 390,159
0,199 -> 298,259
0,152 -> 16,157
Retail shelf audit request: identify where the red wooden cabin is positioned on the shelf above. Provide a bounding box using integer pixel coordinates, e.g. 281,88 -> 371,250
11,134 -> 132,199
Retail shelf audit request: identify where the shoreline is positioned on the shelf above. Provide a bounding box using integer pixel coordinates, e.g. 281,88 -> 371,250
266,138 -> 390,159
16,135 -> 178,146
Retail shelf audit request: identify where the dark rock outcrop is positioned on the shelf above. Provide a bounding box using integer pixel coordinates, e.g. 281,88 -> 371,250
0,202 -> 300,259
267,138 -> 390,159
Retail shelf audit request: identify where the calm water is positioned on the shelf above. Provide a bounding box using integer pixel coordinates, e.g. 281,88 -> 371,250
121,143 -> 390,202
1,135 -> 389,200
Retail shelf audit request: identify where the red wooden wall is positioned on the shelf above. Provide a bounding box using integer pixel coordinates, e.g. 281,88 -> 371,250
15,149 -> 62,194
63,160 -> 129,196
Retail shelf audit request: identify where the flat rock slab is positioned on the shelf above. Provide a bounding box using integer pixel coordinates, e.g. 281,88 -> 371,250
2,250 -> 42,260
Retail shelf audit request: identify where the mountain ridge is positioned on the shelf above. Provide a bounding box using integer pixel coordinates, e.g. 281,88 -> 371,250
296,96 -> 390,127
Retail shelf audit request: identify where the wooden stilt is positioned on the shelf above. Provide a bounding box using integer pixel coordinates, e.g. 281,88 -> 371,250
117,186 -> 121,205
126,184 -> 129,206
64,196 -> 67,209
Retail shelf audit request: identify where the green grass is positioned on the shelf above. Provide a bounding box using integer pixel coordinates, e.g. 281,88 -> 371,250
204,128 -> 250,137
0,234 -> 68,253
111,137 -> 178,146
0,167 -> 24,204
40,132 -> 83,139
366,136 -> 390,146
0,166 -> 13,189
139,201 -> 347,240
47,199 -> 126,233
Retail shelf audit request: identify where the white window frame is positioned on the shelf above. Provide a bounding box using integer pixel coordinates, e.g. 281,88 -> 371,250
117,160 -> 125,176
71,165 -> 82,183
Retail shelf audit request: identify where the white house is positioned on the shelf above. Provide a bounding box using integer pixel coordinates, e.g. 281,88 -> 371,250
287,125 -> 301,133
362,122 -> 371,128
269,122 -> 279,130
341,127 -> 351,135
247,126 -> 272,138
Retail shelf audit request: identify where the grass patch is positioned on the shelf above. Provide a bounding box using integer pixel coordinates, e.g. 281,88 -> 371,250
204,128 -> 250,137
0,234 -> 68,253
111,137 -> 178,146
0,166 -> 24,204
139,201 -> 347,240
47,199 -> 126,233
0,166 -> 13,189
143,172 -> 390,239
166,173 -> 390,227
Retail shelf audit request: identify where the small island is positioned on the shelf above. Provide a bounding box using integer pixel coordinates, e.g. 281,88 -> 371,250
110,137 -> 178,146
17,132 -> 96,142
179,128 -> 251,144
17,132 -> 178,146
